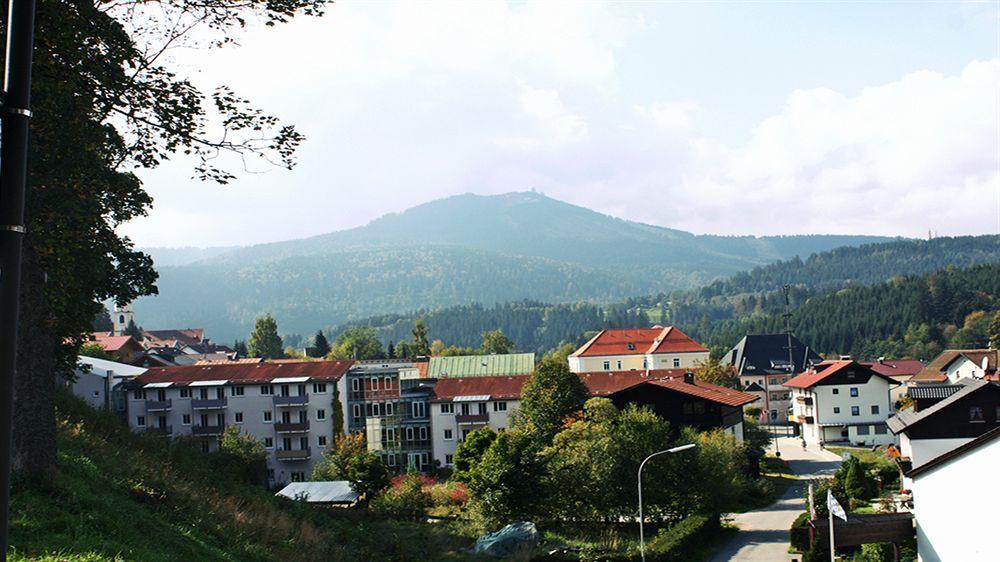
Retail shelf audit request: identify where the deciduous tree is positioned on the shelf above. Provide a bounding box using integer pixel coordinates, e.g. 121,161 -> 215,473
328,327 -> 384,360
480,329 -> 514,355
512,356 -> 589,441
248,314 -> 284,359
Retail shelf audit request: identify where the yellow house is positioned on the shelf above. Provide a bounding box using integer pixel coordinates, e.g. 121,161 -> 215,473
567,326 -> 710,373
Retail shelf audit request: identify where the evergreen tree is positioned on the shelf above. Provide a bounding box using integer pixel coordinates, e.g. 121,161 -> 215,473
233,340 -> 249,357
247,315 -> 284,359
411,318 -> 430,357
124,318 -> 142,338
91,307 -> 113,332
312,330 -> 331,358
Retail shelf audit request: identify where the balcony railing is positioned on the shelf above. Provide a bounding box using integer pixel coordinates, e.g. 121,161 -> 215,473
273,395 -> 309,407
192,398 -> 227,410
276,447 -> 311,461
274,421 -> 310,433
456,413 -> 489,424
400,439 -> 432,451
147,425 -> 172,436
364,388 -> 399,400
145,399 -> 172,412
796,415 -> 815,424
796,396 -> 813,405
192,424 -> 226,436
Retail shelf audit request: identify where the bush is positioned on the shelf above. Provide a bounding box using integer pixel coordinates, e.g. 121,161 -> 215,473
645,513 -> 721,561
370,473 -> 432,519
789,512 -> 813,552
427,480 -> 469,508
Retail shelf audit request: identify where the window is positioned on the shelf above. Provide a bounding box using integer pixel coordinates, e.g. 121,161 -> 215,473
133,390 -> 145,400
260,384 -> 273,395
316,409 -> 326,421
351,378 -> 360,392
440,403 -> 454,414
215,387 -> 225,399
412,401 -> 426,418
201,441 -> 210,453
405,427 -> 414,441
851,406 -> 860,416
461,428 -> 472,440
352,404 -> 361,419
386,455 -> 396,467
182,414 -> 191,425
385,402 -> 394,416
234,412 -> 244,424
444,429 -> 454,440
603,361 -> 611,371
445,454 -> 453,465
857,425 -> 871,435
180,388 -> 191,398
832,388 -> 839,395
299,436 -> 308,449
673,358 -> 681,368
297,384 -> 307,396
460,403 -> 471,416
419,426 -> 428,440
291,471 -> 305,482
370,377 -> 379,390
477,402 -> 488,415
770,377 -> 780,385
383,376 -> 392,389
833,407 -> 841,414
136,415 -> 146,427
871,405 -> 880,415
231,386 -> 245,396
850,388 -> 859,397
616,360 -> 622,370
264,437 -> 273,448
263,411 -> 273,423
970,406 -> 985,423
875,424 -> 888,435
493,401 -> 507,412
318,435 -> 327,447
313,383 -> 327,393
770,392 -> 780,401
199,388 -> 209,400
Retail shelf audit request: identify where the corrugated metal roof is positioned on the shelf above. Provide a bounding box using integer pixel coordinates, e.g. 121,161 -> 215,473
135,360 -> 354,385
428,353 -> 535,378
275,481 -> 359,504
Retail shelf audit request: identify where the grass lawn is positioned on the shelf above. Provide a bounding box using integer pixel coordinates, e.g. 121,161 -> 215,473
8,392 -> 479,562
826,446 -> 889,466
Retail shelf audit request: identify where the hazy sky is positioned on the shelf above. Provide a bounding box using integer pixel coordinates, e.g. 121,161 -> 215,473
122,1 -> 1000,248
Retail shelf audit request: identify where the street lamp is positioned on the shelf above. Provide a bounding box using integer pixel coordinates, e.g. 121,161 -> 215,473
637,443 -> 697,562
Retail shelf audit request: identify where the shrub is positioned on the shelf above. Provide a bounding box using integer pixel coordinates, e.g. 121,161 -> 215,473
645,513 -> 721,561
789,512 -> 813,552
427,480 -> 469,508
370,473 -> 432,519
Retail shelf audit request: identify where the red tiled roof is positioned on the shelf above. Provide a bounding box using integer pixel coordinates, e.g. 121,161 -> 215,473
192,358 -> 263,366
142,329 -> 204,348
578,369 -> 755,407
862,359 -> 925,379
135,360 -> 354,386
784,360 -> 901,389
89,333 -> 142,352
570,327 -> 707,357
430,375 -> 530,402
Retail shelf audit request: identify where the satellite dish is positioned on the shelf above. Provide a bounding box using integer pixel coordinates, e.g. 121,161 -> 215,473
983,356 -> 990,372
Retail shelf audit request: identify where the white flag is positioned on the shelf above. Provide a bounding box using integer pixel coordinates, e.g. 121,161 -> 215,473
827,490 -> 847,521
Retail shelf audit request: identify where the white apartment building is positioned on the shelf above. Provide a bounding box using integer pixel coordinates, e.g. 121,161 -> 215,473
568,327 -> 709,373
127,360 -> 353,486
71,356 -> 146,411
429,375 -> 528,467
785,360 -> 898,446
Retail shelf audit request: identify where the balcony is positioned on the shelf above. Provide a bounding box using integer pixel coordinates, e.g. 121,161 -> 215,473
145,399 -> 172,412
456,413 -> 489,424
276,447 -> 311,462
400,439 -> 432,451
274,421 -> 310,433
796,415 -> 815,424
191,398 -> 227,410
796,396 -> 813,406
147,425 -> 172,436
365,388 -> 399,400
192,424 -> 226,436
273,395 -> 309,407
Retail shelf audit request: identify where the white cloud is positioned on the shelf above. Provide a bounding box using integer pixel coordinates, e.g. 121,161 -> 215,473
123,2 -> 999,247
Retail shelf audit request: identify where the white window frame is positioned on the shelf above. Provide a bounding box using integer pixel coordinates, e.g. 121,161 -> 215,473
603,360 -> 611,371
313,382 -> 327,394
260,384 -> 273,396
180,388 -> 191,398
264,437 -> 274,449
493,401 -> 507,412
444,429 -> 454,441
412,401 -> 426,418
352,404 -> 362,418
234,412 -> 244,424
316,409 -> 326,421
673,357 -> 681,368
136,415 -> 146,427
440,403 -> 454,414
318,435 -> 327,447
182,414 -> 191,426
263,411 -> 273,423
351,378 -> 360,392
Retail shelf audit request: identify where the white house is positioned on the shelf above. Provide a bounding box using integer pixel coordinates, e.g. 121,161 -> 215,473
785,360 -> 898,446
70,356 -> 147,411
909,349 -> 997,385
568,327 -> 709,373
429,374 -> 527,467
907,427 -> 1000,562
127,360 -> 353,486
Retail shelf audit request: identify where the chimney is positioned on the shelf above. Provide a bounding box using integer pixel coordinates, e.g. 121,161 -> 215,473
877,356 -> 885,365
684,371 -> 695,385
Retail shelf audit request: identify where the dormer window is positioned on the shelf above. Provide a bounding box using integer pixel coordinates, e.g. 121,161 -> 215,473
970,406 -> 985,423
627,342 -> 635,351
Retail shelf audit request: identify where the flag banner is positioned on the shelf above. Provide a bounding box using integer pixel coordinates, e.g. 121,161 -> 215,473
827,490 -> 847,521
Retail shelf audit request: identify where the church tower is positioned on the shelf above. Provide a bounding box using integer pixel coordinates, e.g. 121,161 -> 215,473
112,303 -> 134,336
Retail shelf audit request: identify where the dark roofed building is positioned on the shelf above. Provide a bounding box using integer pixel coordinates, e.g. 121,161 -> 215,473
725,334 -> 822,424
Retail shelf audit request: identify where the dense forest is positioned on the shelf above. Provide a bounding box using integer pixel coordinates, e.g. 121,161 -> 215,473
325,237 -> 1000,358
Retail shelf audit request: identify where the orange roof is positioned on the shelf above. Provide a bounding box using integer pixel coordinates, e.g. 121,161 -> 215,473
430,375 -> 530,401
784,360 -> 900,389
578,369 -> 756,407
89,333 -> 141,353
142,329 -> 204,348
570,327 -> 707,357
135,360 -> 354,386
910,349 -> 997,383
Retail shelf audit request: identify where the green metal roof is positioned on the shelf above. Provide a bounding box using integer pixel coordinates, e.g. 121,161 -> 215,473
428,353 -> 536,378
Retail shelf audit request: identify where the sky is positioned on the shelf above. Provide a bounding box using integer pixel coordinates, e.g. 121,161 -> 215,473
121,1 -> 1000,248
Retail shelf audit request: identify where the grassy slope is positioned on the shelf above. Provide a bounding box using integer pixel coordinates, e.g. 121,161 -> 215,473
7,393 -> 477,562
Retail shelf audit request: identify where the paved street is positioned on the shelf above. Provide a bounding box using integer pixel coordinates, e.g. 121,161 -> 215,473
708,437 -> 842,562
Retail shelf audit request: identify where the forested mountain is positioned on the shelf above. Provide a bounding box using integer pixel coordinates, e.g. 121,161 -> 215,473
140,246 -> 238,267
329,237 -> 1000,355
132,191 -> 891,340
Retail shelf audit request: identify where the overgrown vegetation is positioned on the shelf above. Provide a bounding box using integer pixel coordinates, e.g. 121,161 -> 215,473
7,392 -> 476,561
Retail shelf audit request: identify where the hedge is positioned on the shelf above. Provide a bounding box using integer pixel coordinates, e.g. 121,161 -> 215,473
645,513 -> 721,562
789,511 -> 813,552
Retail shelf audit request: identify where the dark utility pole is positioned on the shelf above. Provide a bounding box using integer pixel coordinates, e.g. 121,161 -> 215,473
0,0 -> 38,559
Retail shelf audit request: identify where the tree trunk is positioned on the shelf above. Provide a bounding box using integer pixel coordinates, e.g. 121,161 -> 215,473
11,242 -> 56,477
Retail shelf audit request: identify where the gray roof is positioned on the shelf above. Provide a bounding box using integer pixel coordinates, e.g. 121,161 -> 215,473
275,481 -> 359,504
907,384 -> 965,400
727,334 -> 821,376
888,379 -> 991,434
